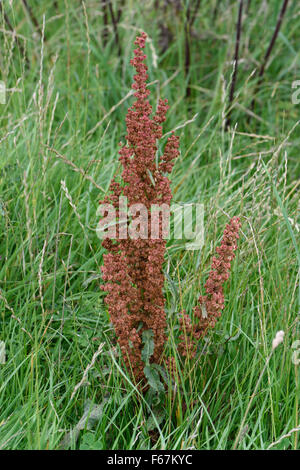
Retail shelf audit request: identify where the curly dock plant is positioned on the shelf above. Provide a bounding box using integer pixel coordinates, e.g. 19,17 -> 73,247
99,32 -> 241,387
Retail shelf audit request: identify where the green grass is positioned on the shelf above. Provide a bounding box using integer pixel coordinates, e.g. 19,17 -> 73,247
0,0 -> 299,450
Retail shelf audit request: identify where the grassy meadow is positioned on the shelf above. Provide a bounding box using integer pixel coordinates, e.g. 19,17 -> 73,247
0,0 -> 299,450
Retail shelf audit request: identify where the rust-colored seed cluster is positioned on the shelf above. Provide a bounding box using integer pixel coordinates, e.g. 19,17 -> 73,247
99,32 -> 179,383
100,32 -> 241,384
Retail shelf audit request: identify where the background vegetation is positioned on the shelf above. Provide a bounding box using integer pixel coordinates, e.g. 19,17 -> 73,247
0,0 -> 299,450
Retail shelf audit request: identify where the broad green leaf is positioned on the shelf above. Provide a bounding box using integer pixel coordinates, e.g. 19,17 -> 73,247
0,341 -> 5,364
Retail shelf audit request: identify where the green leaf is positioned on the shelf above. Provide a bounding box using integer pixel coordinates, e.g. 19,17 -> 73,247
79,432 -> 103,450
144,365 -> 164,392
59,398 -> 110,449
146,406 -> 165,431
141,329 -> 154,365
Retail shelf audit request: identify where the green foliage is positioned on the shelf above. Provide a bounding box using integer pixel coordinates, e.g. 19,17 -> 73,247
141,330 -> 155,365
